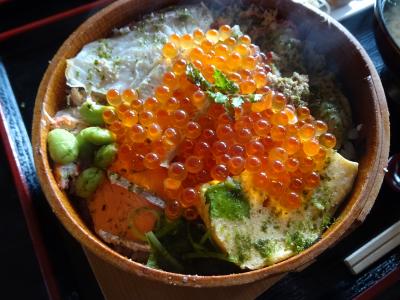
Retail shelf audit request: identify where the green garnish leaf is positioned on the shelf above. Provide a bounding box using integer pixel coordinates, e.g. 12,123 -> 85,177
207,91 -> 229,104
213,69 -> 239,94
231,96 -> 245,108
185,64 -> 265,117
248,94 -> 263,102
285,231 -> 316,254
186,63 -> 212,90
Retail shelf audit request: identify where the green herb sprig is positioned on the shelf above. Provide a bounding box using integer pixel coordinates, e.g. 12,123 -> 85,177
185,64 -> 265,114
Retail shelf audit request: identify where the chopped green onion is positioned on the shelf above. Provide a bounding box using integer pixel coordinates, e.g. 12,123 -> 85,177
187,223 -> 207,252
145,231 -> 184,272
200,231 -> 211,245
146,252 -> 160,269
155,218 -> 182,238
128,207 -> 160,241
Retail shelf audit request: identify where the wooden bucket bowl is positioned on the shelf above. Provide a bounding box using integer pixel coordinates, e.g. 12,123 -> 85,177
32,0 -> 390,288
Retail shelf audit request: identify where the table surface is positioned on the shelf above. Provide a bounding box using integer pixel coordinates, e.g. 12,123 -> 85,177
1,1 -> 400,299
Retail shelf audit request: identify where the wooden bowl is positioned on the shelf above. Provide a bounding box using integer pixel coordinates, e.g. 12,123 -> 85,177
32,0 -> 390,287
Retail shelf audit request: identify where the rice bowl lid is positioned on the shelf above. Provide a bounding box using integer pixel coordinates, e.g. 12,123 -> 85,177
32,0 -> 389,287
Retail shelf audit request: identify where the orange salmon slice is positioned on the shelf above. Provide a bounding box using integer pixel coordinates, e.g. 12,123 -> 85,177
89,179 -> 163,242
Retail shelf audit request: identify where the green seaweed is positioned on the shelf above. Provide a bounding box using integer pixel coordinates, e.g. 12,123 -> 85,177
205,180 -> 250,221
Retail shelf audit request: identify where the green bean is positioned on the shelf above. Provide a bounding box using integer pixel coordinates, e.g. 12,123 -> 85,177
79,127 -> 115,145
94,143 -> 118,169
74,167 -> 105,198
47,128 -> 79,164
79,100 -> 110,126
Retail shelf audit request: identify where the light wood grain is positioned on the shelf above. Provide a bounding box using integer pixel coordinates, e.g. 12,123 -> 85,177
344,220 -> 400,274
85,248 -> 284,300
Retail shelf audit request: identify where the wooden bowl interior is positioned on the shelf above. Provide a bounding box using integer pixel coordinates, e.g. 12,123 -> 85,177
32,0 -> 389,287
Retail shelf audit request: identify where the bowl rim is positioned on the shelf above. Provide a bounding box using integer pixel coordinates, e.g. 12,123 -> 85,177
32,0 -> 390,287
374,0 -> 400,55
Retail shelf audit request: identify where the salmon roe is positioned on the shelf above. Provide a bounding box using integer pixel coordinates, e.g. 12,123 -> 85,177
104,25 -> 337,218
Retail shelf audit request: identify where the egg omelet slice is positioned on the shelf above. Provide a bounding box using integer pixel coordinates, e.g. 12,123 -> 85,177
198,150 -> 358,270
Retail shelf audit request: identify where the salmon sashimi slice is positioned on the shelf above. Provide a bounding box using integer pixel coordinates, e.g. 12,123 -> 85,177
109,160 -> 169,198
89,179 -> 163,242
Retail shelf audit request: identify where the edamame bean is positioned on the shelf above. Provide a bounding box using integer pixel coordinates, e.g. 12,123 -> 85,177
76,132 -> 96,162
79,127 -> 115,145
47,128 -> 79,164
94,143 -> 118,169
74,167 -> 105,198
79,100 -> 110,126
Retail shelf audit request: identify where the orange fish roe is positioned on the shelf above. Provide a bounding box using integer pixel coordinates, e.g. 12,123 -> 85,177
104,25 -> 337,220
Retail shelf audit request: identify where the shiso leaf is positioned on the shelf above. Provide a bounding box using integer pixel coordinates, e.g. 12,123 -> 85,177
231,96 -> 245,108
186,63 -> 212,91
248,94 -> 263,102
207,91 -> 229,104
213,69 -> 239,94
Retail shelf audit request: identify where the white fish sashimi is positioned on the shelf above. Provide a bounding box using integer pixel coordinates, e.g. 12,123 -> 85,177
66,4 -> 213,99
